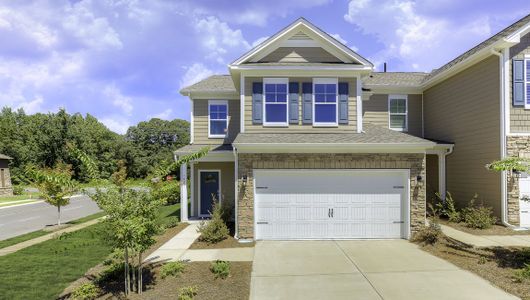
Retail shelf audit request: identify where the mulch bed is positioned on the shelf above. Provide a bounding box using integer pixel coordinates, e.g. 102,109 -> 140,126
189,236 -> 255,249
417,235 -> 530,299
128,262 -> 252,300
439,219 -> 530,236
59,223 -> 189,299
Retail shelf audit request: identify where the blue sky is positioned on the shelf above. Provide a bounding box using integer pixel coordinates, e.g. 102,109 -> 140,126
0,0 -> 529,134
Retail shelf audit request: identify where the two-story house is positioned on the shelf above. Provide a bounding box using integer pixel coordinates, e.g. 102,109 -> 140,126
176,15 -> 530,241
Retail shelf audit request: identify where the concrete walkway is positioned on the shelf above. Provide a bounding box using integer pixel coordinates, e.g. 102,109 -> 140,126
0,217 -> 103,256
251,240 -> 517,300
441,224 -> 530,247
146,222 -> 254,263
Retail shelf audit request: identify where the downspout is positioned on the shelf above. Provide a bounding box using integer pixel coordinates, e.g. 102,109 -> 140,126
491,49 -> 515,228
233,146 -> 239,239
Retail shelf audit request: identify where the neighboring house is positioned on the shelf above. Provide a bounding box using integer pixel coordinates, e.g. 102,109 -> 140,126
176,15 -> 530,241
0,154 -> 13,196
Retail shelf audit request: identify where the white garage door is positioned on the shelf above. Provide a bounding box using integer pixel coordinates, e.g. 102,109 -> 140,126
519,176 -> 530,227
254,169 -> 409,240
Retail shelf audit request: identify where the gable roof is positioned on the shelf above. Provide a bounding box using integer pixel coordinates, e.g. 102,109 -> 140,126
363,72 -> 428,87
423,13 -> 530,84
180,75 -> 235,96
0,154 -> 13,160
230,17 -> 373,68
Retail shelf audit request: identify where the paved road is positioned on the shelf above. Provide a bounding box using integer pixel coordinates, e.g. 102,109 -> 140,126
0,195 -> 101,240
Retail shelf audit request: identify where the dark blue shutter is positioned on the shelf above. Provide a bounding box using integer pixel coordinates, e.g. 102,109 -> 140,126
289,82 -> 299,124
302,82 -> 312,124
252,82 -> 263,124
338,82 -> 349,124
513,59 -> 524,106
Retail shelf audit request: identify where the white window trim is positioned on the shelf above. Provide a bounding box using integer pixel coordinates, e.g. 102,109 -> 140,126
388,94 -> 408,132
263,78 -> 289,127
208,100 -> 228,138
523,54 -> 530,109
312,78 -> 338,127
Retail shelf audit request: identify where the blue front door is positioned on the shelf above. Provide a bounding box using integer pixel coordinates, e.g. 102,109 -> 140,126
200,171 -> 219,215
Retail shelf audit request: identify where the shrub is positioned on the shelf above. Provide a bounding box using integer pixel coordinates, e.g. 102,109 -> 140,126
178,286 -> 198,300
513,264 -> 530,282
197,200 -> 229,244
210,260 -> 231,279
221,198 -> 234,224
462,194 -> 497,229
96,263 -> 124,284
12,185 -> 24,195
478,256 -> 487,265
164,216 -> 180,229
70,282 -> 100,300
152,181 -> 180,204
435,191 -> 461,222
160,261 -> 185,279
412,220 -> 442,245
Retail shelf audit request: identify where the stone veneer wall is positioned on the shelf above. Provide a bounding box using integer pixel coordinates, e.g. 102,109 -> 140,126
0,167 -> 13,196
236,153 -> 426,239
505,136 -> 530,224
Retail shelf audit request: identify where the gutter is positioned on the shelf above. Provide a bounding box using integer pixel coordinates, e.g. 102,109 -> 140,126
491,49 -> 516,228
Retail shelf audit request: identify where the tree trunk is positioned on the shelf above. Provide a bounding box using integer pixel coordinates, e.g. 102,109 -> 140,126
57,205 -> 61,226
132,254 -> 136,293
138,252 -> 142,294
124,247 -> 129,296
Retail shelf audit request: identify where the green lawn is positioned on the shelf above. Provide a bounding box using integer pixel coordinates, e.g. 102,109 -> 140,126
0,204 -> 180,300
0,192 -> 40,202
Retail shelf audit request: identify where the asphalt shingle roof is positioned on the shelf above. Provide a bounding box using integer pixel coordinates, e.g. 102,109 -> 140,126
363,72 -> 428,86
0,154 -> 13,160
180,75 -> 235,95
174,144 -> 233,155
233,124 -> 435,145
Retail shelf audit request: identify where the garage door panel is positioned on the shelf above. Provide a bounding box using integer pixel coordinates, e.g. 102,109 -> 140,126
255,170 -> 408,240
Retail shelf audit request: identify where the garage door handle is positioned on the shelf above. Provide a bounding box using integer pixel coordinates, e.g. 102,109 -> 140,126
256,186 -> 268,189
522,211 -> 529,213
393,221 -> 404,224
331,208 -> 334,218
257,221 -> 268,225
328,209 -> 331,218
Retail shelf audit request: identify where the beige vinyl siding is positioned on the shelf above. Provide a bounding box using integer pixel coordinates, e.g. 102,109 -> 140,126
259,47 -> 342,63
193,99 -> 240,144
509,32 -> 530,133
192,162 -> 235,217
423,55 -> 501,216
362,93 -> 423,137
244,77 -> 357,133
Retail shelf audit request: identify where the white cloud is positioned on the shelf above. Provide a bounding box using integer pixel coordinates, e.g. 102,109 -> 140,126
100,117 -> 131,134
194,16 -> 251,64
180,63 -> 215,89
62,1 -> 123,50
17,95 -> 45,114
344,0 -> 492,71
103,85 -> 133,115
150,108 -> 173,120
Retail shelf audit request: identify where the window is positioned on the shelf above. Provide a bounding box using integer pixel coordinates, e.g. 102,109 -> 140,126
263,78 -> 288,126
208,100 -> 228,138
389,95 -> 408,131
526,58 -> 530,108
313,78 -> 338,126
0,169 -> 4,187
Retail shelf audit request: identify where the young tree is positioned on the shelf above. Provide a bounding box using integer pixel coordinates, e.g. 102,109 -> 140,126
25,164 -> 77,226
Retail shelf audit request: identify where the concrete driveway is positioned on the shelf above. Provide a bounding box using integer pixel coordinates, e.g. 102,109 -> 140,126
251,240 -> 518,300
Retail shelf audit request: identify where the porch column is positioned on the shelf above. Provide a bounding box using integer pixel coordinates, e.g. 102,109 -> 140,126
438,153 -> 446,201
180,163 -> 188,222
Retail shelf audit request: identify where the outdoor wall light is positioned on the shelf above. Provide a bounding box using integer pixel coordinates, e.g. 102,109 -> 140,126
416,175 -> 423,182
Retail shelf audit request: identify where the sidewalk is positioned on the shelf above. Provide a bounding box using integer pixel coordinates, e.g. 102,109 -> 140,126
440,224 -> 530,247
0,217 -> 103,256
146,222 -> 254,263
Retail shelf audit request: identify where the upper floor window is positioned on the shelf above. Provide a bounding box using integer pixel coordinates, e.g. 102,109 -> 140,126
313,78 -> 338,126
263,78 -> 288,126
388,95 -> 408,131
526,59 -> 530,107
209,100 -> 228,138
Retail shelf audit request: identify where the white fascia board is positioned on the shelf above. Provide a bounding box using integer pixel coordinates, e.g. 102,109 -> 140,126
230,65 -> 372,71
233,143 -> 435,154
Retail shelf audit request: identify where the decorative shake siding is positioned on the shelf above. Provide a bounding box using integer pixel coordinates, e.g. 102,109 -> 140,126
0,160 -> 13,196
509,32 -> 530,133
243,77 -> 358,132
236,153 -> 426,239
193,99 -> 240,144
423,55 -> 501,216
362,93 -> 423,137
259,47 -> 343,63
505,136 -> 530,224
192,162 -> 235,217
